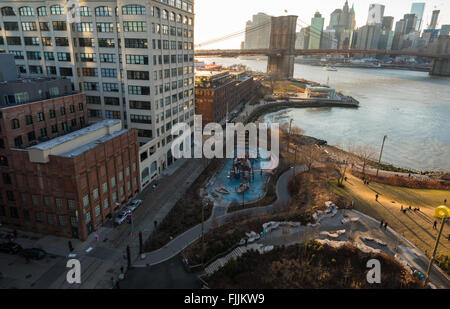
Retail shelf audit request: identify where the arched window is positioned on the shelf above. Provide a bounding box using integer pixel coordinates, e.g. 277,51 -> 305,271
19,6 -> 34,16
37,6 -> 47,16
11,118 -> 20,129
50,5 -> 64,15
95,6 -> 111,16
162,9 -> 168,19
1,7 -> 15,16
122,5 -> 146,15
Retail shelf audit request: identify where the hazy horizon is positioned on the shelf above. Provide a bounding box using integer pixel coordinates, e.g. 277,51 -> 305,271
194,0 -> 450,49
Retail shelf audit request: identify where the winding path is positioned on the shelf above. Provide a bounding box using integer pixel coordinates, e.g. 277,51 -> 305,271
134,166 -> 305,267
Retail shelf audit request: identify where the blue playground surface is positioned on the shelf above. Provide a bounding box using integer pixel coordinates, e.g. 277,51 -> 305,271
207,155 -> 270,204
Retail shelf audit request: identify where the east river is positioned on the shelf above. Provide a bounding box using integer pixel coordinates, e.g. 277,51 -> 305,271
199,57 -> 450,172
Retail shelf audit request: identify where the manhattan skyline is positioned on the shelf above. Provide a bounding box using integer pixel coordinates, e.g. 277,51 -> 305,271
195,0 -> 450,49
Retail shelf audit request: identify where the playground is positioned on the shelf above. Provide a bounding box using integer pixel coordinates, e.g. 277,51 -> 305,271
206,149 -> 272,205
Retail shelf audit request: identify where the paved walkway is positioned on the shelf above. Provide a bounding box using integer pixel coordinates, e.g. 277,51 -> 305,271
134,166 -> 305,267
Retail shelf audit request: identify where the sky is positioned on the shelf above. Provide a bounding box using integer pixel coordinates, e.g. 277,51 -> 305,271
194,0 -> 450,49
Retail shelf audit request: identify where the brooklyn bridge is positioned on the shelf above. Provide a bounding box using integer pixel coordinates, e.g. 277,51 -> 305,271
195,16 -> 450,79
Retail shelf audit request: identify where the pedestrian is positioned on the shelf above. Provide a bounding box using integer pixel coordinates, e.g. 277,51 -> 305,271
375,194 -> 379,201
433,221 -> 437,229
95,234 -> 99,241
380,220 -> 384,228
409,205 -> 412,210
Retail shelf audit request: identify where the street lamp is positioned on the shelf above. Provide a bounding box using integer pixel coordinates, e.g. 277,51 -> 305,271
286,119 -> 293,152
424,205 -> 449,285
376,135 -> 387,177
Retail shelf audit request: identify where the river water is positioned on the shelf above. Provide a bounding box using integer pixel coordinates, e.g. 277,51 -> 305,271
198,58 -> 450,172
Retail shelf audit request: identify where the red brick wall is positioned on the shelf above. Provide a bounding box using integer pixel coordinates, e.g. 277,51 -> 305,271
0,116 -> 140,240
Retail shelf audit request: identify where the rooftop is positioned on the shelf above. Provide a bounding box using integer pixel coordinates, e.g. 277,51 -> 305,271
27,119 -> 126,163
29,119 -> 120,151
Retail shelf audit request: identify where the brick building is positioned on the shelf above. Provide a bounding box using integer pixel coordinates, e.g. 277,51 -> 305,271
0,74 -> 139,240
1,118 -> 139,240
195,70 -> 255,124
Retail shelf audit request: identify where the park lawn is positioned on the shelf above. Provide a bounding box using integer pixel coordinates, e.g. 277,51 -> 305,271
329,173 -> 450,257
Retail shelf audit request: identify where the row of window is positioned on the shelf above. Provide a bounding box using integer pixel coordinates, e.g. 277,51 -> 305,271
9,104 -> 83,130
1,2 -> 193,19
12,117 -> 85,148
2,21 -> 68,32
0,36 -> 69,46
16,65 -> 73,76
0,36 -> 193,51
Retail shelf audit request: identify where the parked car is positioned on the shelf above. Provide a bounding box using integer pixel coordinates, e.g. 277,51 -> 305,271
126,199 -> 142,212
0,242 -> 23,254
114,210 -> 130,226
20,248 -> 46,260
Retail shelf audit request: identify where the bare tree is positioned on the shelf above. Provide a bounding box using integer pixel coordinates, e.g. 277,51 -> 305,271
299,145 -> 321,171
353,144 -> 377,177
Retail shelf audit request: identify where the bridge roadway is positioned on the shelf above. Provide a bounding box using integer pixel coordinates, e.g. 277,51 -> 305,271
195,48 -> 450,59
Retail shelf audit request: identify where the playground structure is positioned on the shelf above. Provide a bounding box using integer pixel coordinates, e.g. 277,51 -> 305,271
208,149 -> 271,204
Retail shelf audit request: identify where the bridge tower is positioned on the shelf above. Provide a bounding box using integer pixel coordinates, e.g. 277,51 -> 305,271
429,35 -> 450,76
267,15 -> 298,80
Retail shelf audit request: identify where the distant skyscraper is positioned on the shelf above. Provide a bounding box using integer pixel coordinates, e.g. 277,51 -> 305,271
429,10 -> 440,29
243,13 -> 272,49
326,1 -> 355,49
367,4 -> 385,25
441,25 -> 450,36
308,11 -> 325,49
382,16 -> 394,31
404,13 -> 418,34
296,27 -> 310,49
410,3 -> 425,31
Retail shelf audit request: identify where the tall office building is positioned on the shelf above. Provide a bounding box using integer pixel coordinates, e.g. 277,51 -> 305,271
410,3 -> 425,31
308,11 -> 324,49
403,13 -> 418,34
243,13 -> 272,49
382,16 -> 394,31
429,10 -> 440,30
326,1 -> 355,49
295,27 -> 310,49
367,4 -> 385,25
0,1 -> 195,189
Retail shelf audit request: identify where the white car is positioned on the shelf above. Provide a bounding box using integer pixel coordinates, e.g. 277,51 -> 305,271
114,210 -> 131,225
126,199 -> 142,212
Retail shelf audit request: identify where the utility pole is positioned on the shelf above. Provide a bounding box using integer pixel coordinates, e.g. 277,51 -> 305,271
286,119 -> 293,152
126,245 -> 131,270
376,135 -> 387,177
425,216 -> 446,284
292,145 -> 297,184
139,231 -> 143,255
